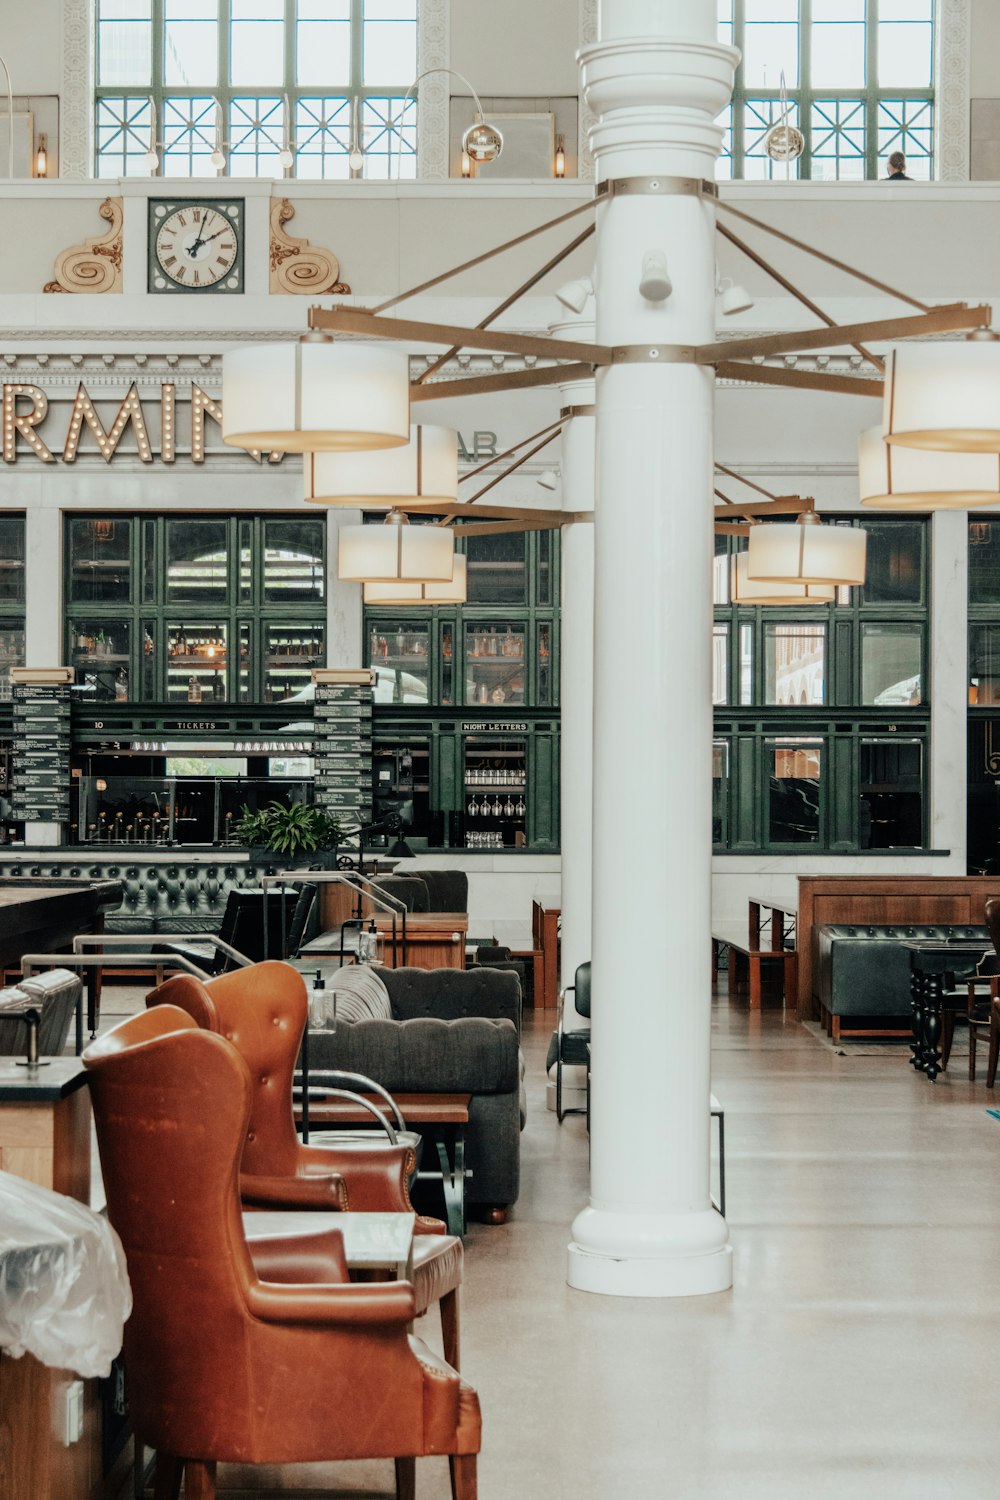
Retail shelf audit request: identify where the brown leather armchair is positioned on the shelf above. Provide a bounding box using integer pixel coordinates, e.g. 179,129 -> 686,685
83,1005 -> 480,1500
146,960 -> 463,1367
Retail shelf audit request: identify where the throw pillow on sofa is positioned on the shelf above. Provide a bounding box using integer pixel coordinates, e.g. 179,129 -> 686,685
309,966 -> 392,1028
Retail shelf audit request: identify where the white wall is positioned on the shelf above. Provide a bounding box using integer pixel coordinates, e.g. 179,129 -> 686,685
1,0 -> 64,95
449,0 -> 580,97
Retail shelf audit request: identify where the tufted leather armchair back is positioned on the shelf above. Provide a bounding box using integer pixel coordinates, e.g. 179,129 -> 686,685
148,962 -> 306,1181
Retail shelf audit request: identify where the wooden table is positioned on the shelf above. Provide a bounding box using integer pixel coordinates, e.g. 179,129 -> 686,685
302,1091 -> 472,1236
906,939 -> 991,1082
712,906 -> 797,1012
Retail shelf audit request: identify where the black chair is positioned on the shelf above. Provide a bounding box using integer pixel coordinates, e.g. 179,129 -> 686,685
552,961 -> 590,1125
474,943 -> 529,1007
158,885 -> 317,974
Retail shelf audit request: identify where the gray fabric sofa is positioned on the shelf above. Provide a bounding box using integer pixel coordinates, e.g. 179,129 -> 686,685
372,870 -> 469,914
815,922 -> 989,1039
307,964 -> 523,1216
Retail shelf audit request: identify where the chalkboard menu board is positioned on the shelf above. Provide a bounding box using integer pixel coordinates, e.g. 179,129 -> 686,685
313,671 -> 374,827
11,683 -> 71,823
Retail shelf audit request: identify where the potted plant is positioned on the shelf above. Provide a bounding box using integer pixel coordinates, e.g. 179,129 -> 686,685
235,800 -> 347,866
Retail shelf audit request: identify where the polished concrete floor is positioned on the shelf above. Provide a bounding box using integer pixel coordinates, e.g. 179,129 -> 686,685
105,989 -> 1000,1499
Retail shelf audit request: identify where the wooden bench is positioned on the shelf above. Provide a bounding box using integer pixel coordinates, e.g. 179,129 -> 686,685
712,925 -> 797,1011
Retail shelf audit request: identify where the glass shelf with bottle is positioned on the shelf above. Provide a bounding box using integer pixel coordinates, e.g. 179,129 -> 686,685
71,620 -> 132,702
464,623 -> 526,706
166,623 -> 228,704
264,623 -> 324,703
367,621 -> 431,705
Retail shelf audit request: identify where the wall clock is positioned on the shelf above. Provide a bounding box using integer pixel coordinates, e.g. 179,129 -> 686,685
148,199 -> 244,294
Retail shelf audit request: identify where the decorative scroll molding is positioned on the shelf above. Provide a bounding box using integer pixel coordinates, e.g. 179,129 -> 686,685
937,0 -> 971,181
578,0 -> 597,181
60,0 -> 93,181
268,200 -> 350,296
417,0 -> 450,180
44,198 -> 123,294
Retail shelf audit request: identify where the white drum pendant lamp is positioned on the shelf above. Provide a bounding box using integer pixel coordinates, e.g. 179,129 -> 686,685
882,332 -> 1000,453
732,554 -> 835,606
222,334 -> 410,454
746,512 -> 867,587
338,509 -> 455,584
304,425 -> 458,506
364,555 -> 468,605
858,425 -> 1000,509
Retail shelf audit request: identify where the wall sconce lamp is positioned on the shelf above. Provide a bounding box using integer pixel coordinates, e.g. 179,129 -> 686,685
554,134 -> 566,178
461,150 -> 472,178
34,133 -> 47,178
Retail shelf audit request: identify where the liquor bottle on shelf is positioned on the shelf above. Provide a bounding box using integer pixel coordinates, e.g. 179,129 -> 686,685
187,675 -> 202,704
144,627 -> 154,656
213,672 -> 224,703
95,628 -> 105,655
115,667 -> 128,702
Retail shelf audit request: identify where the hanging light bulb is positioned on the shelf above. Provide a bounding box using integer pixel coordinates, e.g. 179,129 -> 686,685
463,117 -> 503,164
210,100 -> 226,171
304,425 -> 458,506
222,332 -> 411,453
858,425 -> 1000,509
746,511 -> 867,587
143,95 -> 159,173
279,92 -> 294,171
348,96 -> 364,175
338,509 -> 456,584
883,331 -> 1000,453
732,554 -> 835,606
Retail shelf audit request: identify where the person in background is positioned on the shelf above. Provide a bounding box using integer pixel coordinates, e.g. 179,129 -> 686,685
886,151 -> 910,181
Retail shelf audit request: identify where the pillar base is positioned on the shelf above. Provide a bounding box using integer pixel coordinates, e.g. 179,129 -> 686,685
567,1206 -> 732,1298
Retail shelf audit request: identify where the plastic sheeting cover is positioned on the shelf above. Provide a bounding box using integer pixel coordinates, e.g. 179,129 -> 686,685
0,1170 -> 131,1377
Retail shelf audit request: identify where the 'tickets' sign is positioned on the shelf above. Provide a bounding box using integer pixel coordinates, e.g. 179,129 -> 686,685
2,381 -> 499,468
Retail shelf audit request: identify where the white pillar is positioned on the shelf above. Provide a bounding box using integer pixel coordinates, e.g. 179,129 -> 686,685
326,510 -> 363,668
551,310 -> 597,1109
568,0 -> 737,1297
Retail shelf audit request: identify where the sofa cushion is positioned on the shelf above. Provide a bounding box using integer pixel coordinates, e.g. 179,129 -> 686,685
375,965 -> 521,1030
308,1015 -> 520,1095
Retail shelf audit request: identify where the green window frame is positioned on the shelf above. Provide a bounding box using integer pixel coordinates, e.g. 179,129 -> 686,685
95,1 -> 418,179
64,512 -> 326,705
716,1 -> 935,181
713,515 -> 929,853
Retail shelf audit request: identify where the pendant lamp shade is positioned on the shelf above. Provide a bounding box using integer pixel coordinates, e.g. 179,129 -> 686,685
732,554 -> 836,606
859,425 -> 1000,509
364,555 -> 468,605
222,338 -> 410,454
338,511 -> 455,584
746,514 -> 866,586
882,339 -> 1000,453
304,425 -> 458,506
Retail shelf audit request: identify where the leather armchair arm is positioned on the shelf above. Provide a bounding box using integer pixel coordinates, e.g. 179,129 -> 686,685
297,1142 -> 416,1214
246,1228 -> 350,1285
241,1171 -> 348,1210
245,1278 -> 416,1327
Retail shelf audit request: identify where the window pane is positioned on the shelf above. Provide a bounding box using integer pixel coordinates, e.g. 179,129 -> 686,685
861,519 -> 923,604
878,99 -> 934,177
811,23 -> 866,88
96,96 -> 154,176
810,98 -> 866,180
363,20 -> 417,86
99,4 -> 153,87
295,96 -> 353,178
861,623 -> 923,705
768,739 -> 822,844
739,621 -> 753,705
713,624 -> 728,705
361,96 -> 417,179
713,537 -> 730,604
166,518 -> 228,603
71,621 -> 132,703
879,23 -> 933,87
262,519 -> 325,603
369,622 -> 430,704
228,96 -> 285,175
968,519 -> 1000,605
466,533 -> 527,605
742,24 -> 799,88
813,0 -> 863,17
465,624 -> 526,707
264,623 -> 324,702
164,0 -> 219,86
161,94 -> 217,174
69,518 -> 132,604
713,740 -> 730,846
0,519 -> 24,607
969,624 -> 1000,707
230,0 -> 284,86
764,623 -> 826,706
859,739 -> 923,848
296,20 -> 351,85
166,621 -> 228,703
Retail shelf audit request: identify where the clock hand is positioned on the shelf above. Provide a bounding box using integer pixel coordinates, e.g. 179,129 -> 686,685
200,228 -> 229,245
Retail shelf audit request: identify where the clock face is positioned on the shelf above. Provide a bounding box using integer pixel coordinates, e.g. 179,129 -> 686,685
149,200 -> 244,294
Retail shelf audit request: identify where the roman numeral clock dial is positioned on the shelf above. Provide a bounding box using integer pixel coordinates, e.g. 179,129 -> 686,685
149,201 -> 244,294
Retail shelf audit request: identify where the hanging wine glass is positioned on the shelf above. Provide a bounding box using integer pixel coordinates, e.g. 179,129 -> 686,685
468,796 -> 479,816
515,795 -> 525,818
504,796 -> 514,817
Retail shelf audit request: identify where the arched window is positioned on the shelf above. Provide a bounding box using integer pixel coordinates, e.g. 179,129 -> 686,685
95,1 -> 418,179
717,1 -> 934,180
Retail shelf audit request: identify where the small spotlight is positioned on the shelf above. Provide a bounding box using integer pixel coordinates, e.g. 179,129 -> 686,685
537,469 -> 560,491
719,279 -> 754,316
555,276 -> 594,314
